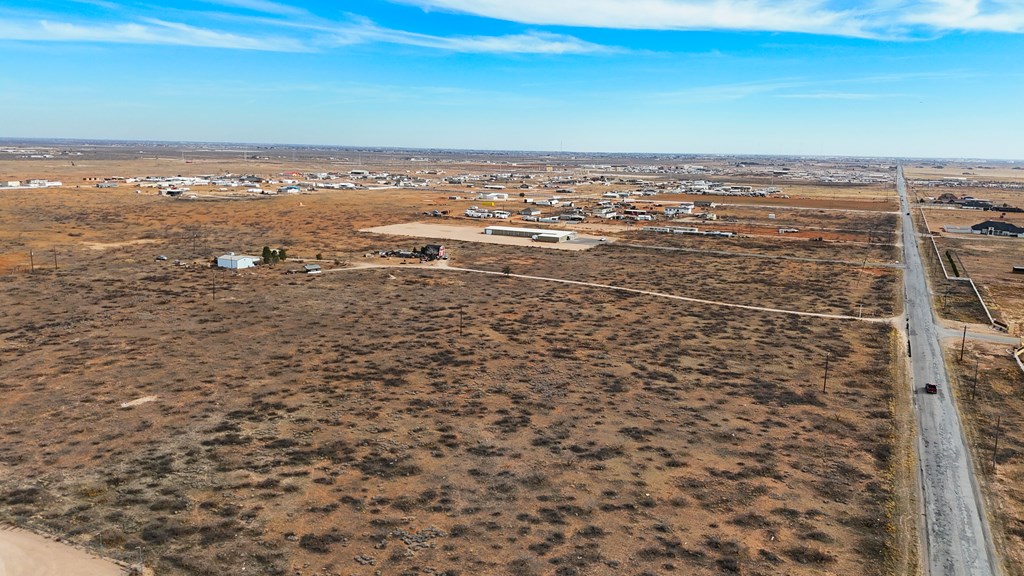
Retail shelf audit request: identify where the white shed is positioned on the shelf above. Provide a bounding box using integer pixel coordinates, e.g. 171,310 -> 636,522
217,253 -> 259,269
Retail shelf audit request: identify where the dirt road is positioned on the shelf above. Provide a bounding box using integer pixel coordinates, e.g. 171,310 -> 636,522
898,165 -> 1000,576
333,260 -> 892,322
0,526 -> 125,576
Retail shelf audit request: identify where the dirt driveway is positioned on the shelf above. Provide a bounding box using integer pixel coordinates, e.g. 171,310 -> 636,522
0,527 -> 125,576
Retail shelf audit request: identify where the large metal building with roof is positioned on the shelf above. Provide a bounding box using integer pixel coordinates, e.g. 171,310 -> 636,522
483,226 -> 576,242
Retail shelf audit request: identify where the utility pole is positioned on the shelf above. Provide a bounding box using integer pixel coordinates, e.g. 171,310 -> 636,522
972,360 -> 979,400
29,250 -> 34,273
960,325 -> 968,361
52,247 -> 58,271
822,351 -> 830,393
991,415 -> 1002,473
459,305 -> 464,337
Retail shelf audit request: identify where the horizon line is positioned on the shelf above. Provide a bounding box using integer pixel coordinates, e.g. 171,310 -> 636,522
0,136 -> 1021,163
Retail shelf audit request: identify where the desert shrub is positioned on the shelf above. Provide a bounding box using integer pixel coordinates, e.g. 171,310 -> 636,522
299,531 -> 347,553
785,545 -> 837,564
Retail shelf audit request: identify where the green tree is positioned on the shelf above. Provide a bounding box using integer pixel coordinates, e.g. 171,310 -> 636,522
278,248 -> 288,261
502,265 -> 511,276
262,246 -> 272,264
316,252 -> 323,261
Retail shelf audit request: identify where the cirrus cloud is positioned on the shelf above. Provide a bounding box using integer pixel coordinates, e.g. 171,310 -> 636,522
390,0 -> 1024,36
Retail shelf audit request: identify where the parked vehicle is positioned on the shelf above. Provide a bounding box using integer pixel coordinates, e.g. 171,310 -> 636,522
925,383 -> 938,394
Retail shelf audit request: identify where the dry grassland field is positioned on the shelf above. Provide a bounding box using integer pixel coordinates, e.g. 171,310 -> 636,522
921,208 -> 1024,231
911,190 -> 1024,333
917,187 -> 1024,208
905,163 -> 1024,183
452,244 -> 899,318
931,236 -> 1024,332
0,153 -> 914,576
618,230 -> 900,264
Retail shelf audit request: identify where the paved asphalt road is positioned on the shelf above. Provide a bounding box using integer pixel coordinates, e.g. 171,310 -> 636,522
899,165 -> 999,576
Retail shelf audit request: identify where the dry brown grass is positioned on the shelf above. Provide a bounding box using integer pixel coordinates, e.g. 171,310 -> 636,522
455,242 -> 900,318
0,157 -> 908,576
0,253 -> 902,575
926,236 -> 1024,333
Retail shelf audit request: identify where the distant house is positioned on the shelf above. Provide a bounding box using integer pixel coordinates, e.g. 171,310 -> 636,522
477,192 -> 509,201
217,253 -> 259,269
961,200 -> 993,210
971,221 -> 1024,237
519,207 -> 541,216
303,263 -> 322,274
665,204 -> 695,217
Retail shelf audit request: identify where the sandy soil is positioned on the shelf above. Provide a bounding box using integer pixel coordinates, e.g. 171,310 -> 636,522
361,222 -> 605,250
0,527 -> 124,576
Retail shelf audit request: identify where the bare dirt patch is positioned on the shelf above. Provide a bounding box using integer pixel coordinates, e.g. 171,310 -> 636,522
0,526 -> 125,576
362,222 -> 604,251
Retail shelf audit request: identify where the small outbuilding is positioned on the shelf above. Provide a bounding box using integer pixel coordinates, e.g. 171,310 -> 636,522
303,264 -> 322,274
421,244 -> 446,260
217,253 -> 259,269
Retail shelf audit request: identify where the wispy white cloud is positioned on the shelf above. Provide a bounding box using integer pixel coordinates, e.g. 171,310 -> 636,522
656,72 -> 949,101
900,0 -> 1024,32
328,18 -> 619,54
777,91 -> 894,99
392,0 -> 873,37
656,78 -> 811,101
0,6 -> 617,55
199,0 -> 309,18
66,0 -> 121,10
391,0 -> 1024,36
0,17 -> 308,51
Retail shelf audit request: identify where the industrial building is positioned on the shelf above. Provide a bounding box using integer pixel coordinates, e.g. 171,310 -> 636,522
483,226 -> 577,242
217,253 -> 260,269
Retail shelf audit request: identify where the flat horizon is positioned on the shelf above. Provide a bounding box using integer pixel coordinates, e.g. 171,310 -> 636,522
2,137 -> 1021,163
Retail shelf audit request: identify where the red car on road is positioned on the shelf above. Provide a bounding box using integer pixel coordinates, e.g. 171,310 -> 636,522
925,383 -> 938,394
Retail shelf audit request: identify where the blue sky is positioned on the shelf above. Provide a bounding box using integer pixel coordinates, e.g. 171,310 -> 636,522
1,0 -> 1023,158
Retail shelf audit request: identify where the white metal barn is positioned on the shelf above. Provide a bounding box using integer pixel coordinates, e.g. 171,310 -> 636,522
484,226 -> 577,242
217,253 -> 259,269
